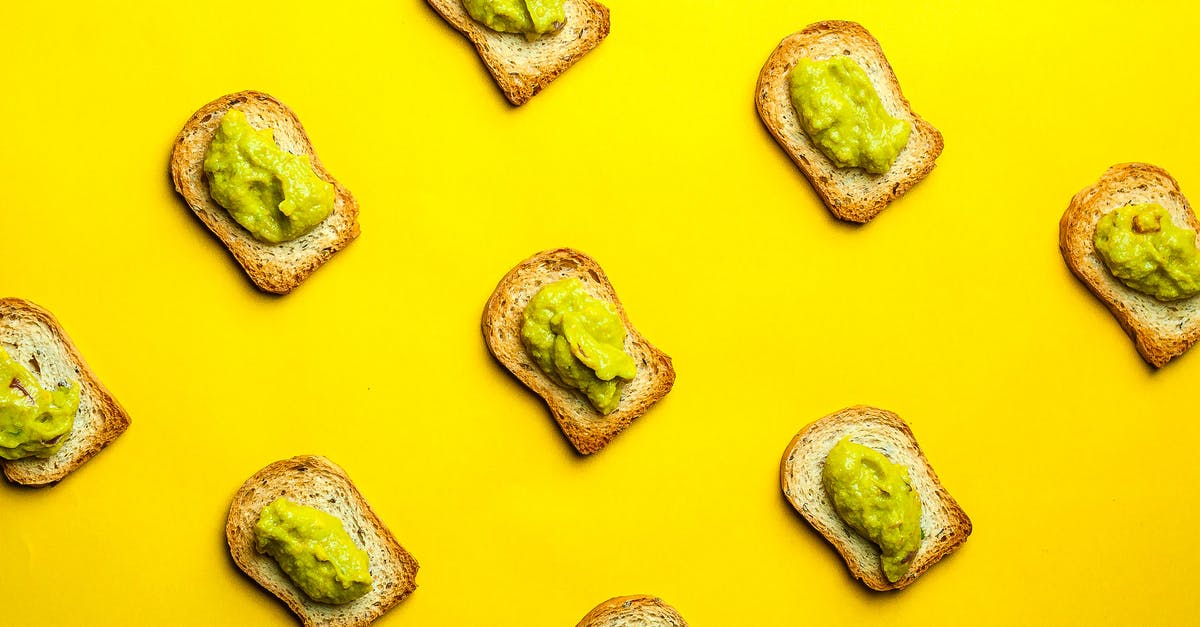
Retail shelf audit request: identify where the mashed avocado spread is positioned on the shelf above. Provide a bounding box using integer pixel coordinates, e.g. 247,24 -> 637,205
1094,203 -> 1200,301
822,437 -> 923,582
521,278 -> 637,414
0,346 -> 79,461
203,109 -> 335,244
463,0 -> 565,40
255,498 -> 372,604
789,57 -> 911,174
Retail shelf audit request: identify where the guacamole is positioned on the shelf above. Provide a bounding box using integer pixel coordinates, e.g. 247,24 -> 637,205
203,109 -> 335,244
0,346 -> 79,460
822,437 -> 923,582
463,0 -> 565,40
1094,203 -> 1200,301
789,57 -> 911,174
255,498 -> 372,604
521,278 -> 637,414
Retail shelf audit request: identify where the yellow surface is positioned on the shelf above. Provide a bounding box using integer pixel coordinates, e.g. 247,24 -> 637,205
2,1 -> 1198,624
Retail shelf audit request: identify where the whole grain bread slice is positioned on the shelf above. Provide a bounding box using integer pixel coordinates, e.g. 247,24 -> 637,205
756,21 -> 943,223
1059,163 -> 1200,367
226,456 -> 419,627
170,91 -> 360,294
482,248 -> 674,455
576,595 -> 688,627
0,299 -> 131,487
426,0 -> 610,105
780,406 -> 970,591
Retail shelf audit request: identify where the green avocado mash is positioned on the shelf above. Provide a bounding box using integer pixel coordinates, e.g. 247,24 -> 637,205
463,0 -> 565,40
789,57 -> 912,174
0,346 -> 79,461
1094,203 -> 1200,301
203,109 -> 335,244
822,437 -> 923,583
254,498 -> 372,604
521,278 -> 637,414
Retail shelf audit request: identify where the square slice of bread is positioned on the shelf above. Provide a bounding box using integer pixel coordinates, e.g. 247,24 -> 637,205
427,0 -> 610,105
226,456 -> 419,627
0,299 -> 131,486
482,248 -> 674,455
756,20 -> 943,223
780,406 -> 971,591
576,595 -> 688,627
170,91 -> 360,294
1059,162 -> 1200,367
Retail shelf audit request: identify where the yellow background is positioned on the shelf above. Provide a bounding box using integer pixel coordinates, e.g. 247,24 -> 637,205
2,1 -> 1198,624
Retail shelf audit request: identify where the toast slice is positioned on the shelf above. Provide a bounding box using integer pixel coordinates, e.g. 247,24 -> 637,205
755,20 -> 943,223
1059,163 -> 1200,367
780,406 -> 970,591
170,91 -> 360,294
0,299 -> 131,487
576,595 -> 688,627
482,248 -> 674,455
426,0 -> 610,105
226,456 -> 419,627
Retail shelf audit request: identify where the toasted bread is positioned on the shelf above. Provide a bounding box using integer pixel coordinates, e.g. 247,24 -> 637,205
482,248 -> 674,455
0,299 -> 130,487
170,91 -> 360,294
576,595 -> 688,627
426,0 -> 610,105
226,456 -> 419,627
780,406 -> 970,591
755,20 -> 943,223
1059,163 -> 1200,367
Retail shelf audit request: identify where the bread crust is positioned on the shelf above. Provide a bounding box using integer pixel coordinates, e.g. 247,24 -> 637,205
170,91 -> 360,294
426,0 -> 610,105
481,248 -> 674,455
0,298 -> 131,486
576,595 -> 688,627
755,21 -> 943,223
1059,163 -> 1200,367
780,406 -> 971,591
226,456 -> 419,627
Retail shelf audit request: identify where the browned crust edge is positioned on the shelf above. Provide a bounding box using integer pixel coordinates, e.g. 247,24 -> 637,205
1058,162 -> 1200,367
169,90 -> 360,294
481,248 -> 675,455
576,595 -> 689,626
425,0 -> 611,105
225,455 -> 418,627
0,298 -> 131,487
779,406 -> 971,591
754,20 -> 943,222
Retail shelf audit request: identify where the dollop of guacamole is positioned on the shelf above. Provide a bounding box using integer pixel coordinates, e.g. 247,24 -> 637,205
463,0 -> 565,40
822,437 -> 923,583
203,109 -> 335,244
789,57 -> 912,174
254,498 -> 373,604
0,346 -> 79,460
1094,203 -> 1200,301
521,278 -> 637,414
